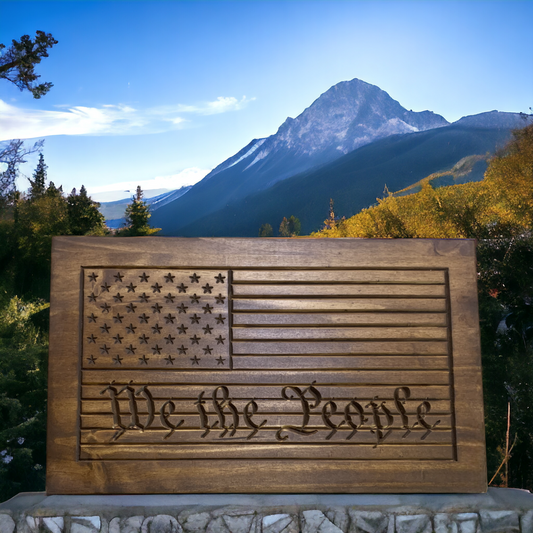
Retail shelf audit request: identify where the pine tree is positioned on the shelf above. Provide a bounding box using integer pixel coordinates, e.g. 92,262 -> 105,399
279,217 -> 290,237
28,153 -> 47,199
67,185 -> 106,235
288,215 -> 301,236
259,223 -> 273,237
279,216 -> 301,237
120,186 -> 160,236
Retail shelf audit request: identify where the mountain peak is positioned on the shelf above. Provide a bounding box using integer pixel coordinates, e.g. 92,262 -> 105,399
266,77 -> 449,161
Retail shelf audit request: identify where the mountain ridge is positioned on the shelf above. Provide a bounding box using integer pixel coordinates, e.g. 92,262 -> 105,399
151,78 -> 450,234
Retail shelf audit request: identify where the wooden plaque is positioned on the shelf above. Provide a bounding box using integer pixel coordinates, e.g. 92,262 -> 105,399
47,237 -> 486,494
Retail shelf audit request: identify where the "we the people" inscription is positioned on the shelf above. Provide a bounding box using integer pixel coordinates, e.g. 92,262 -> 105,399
47,238 -> 486,493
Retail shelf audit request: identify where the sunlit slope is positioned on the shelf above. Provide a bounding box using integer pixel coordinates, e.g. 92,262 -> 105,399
161,125 -> 513,236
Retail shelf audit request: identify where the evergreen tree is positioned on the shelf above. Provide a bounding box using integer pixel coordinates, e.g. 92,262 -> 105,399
259,223 -> 273,237
279,217 -> 290,237
0,31 -> 58,99
67,185 -> 106,235
28,153 -> 47,199
279,215 -> 301,237
120,186 -> 160,236
288,215 -> 301,236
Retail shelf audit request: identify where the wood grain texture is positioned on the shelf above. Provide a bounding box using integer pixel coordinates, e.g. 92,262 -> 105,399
46,237 -> 486,494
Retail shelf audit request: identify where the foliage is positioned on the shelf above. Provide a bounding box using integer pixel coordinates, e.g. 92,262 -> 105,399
0,140 -> 44,208
28,153 -> 47,199
313,124 -> 533,490
118,186 -> 160,236
0,295 -> 49,501
258,223 -> 273,237
477,236 -> 533,488
279,215 -> 301,237
67,186 -> 106,236
0,31 -> 58,99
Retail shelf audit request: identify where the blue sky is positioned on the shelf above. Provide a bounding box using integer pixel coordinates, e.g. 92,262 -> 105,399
1,0 -> 532,198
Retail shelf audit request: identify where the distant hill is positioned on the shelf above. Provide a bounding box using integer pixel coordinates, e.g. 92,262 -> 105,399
164,123 -> 518,236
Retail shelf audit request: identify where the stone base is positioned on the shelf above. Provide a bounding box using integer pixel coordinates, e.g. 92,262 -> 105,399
1,488 -> 532,533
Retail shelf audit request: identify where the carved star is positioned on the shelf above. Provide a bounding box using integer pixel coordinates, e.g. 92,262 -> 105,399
164,313 -> 176,324
216,356 -> 225,365
165,293 -> 175,303
113,354 -> 123,365
202,304 -> 213,314
216,335 -> 225,345
164,334 -> 175,344
113,313 -> 124,323
138,313 -> 149,324
125,344 -> 137,354
100,323 -> 111,333
114,272 -> 124,282
151,282 -> 162,293
177,283 -> 188,293
190,355 -> 200,365
139,354 -> 149,365
151,323 -> 162,334
190,314 -> 201,324
88,272 -> 98,282
164,273 -> 176,283
151,344 -> 162,354
100,303 -> 111,313
177,303 -> 188,313
215,294 -> 226,304
203,345 -> 213,355
203,324 -> 213,334
88,293 -> 97,302
165,354 -> 176,365
215,273 -> 226,284
100,282 -> 111,292
177,324 -> 188,334
87,334 -> 97,343
190,273 -> 200,283
139,334 -> 150,344
177,345 -> 188,354
139,272 -> 150,282
152,303 -> 163,313
126,323 -> 137,334
215,314 -> 226,324
100,344 -> 110,355
139,292 -> 150,302
86,355 -> 97,365
189,294 -> 200,304
126,303 -> 137,313
113,293 -> 124,303
190,334 -> 201,345
126,282 -> 137,293
113,334 -> 124,344
202,283 -> 213,294
87,313 -> 98,323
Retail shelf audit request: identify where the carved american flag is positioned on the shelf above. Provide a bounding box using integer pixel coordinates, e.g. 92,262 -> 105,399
83,268 -> 449,373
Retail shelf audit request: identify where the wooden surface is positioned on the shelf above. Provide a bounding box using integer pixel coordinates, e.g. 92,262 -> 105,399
46,237 -> 486,494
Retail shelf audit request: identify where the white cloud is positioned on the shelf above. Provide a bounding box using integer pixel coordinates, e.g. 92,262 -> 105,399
87,167 -> 210,198
0,95 -> 255,141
